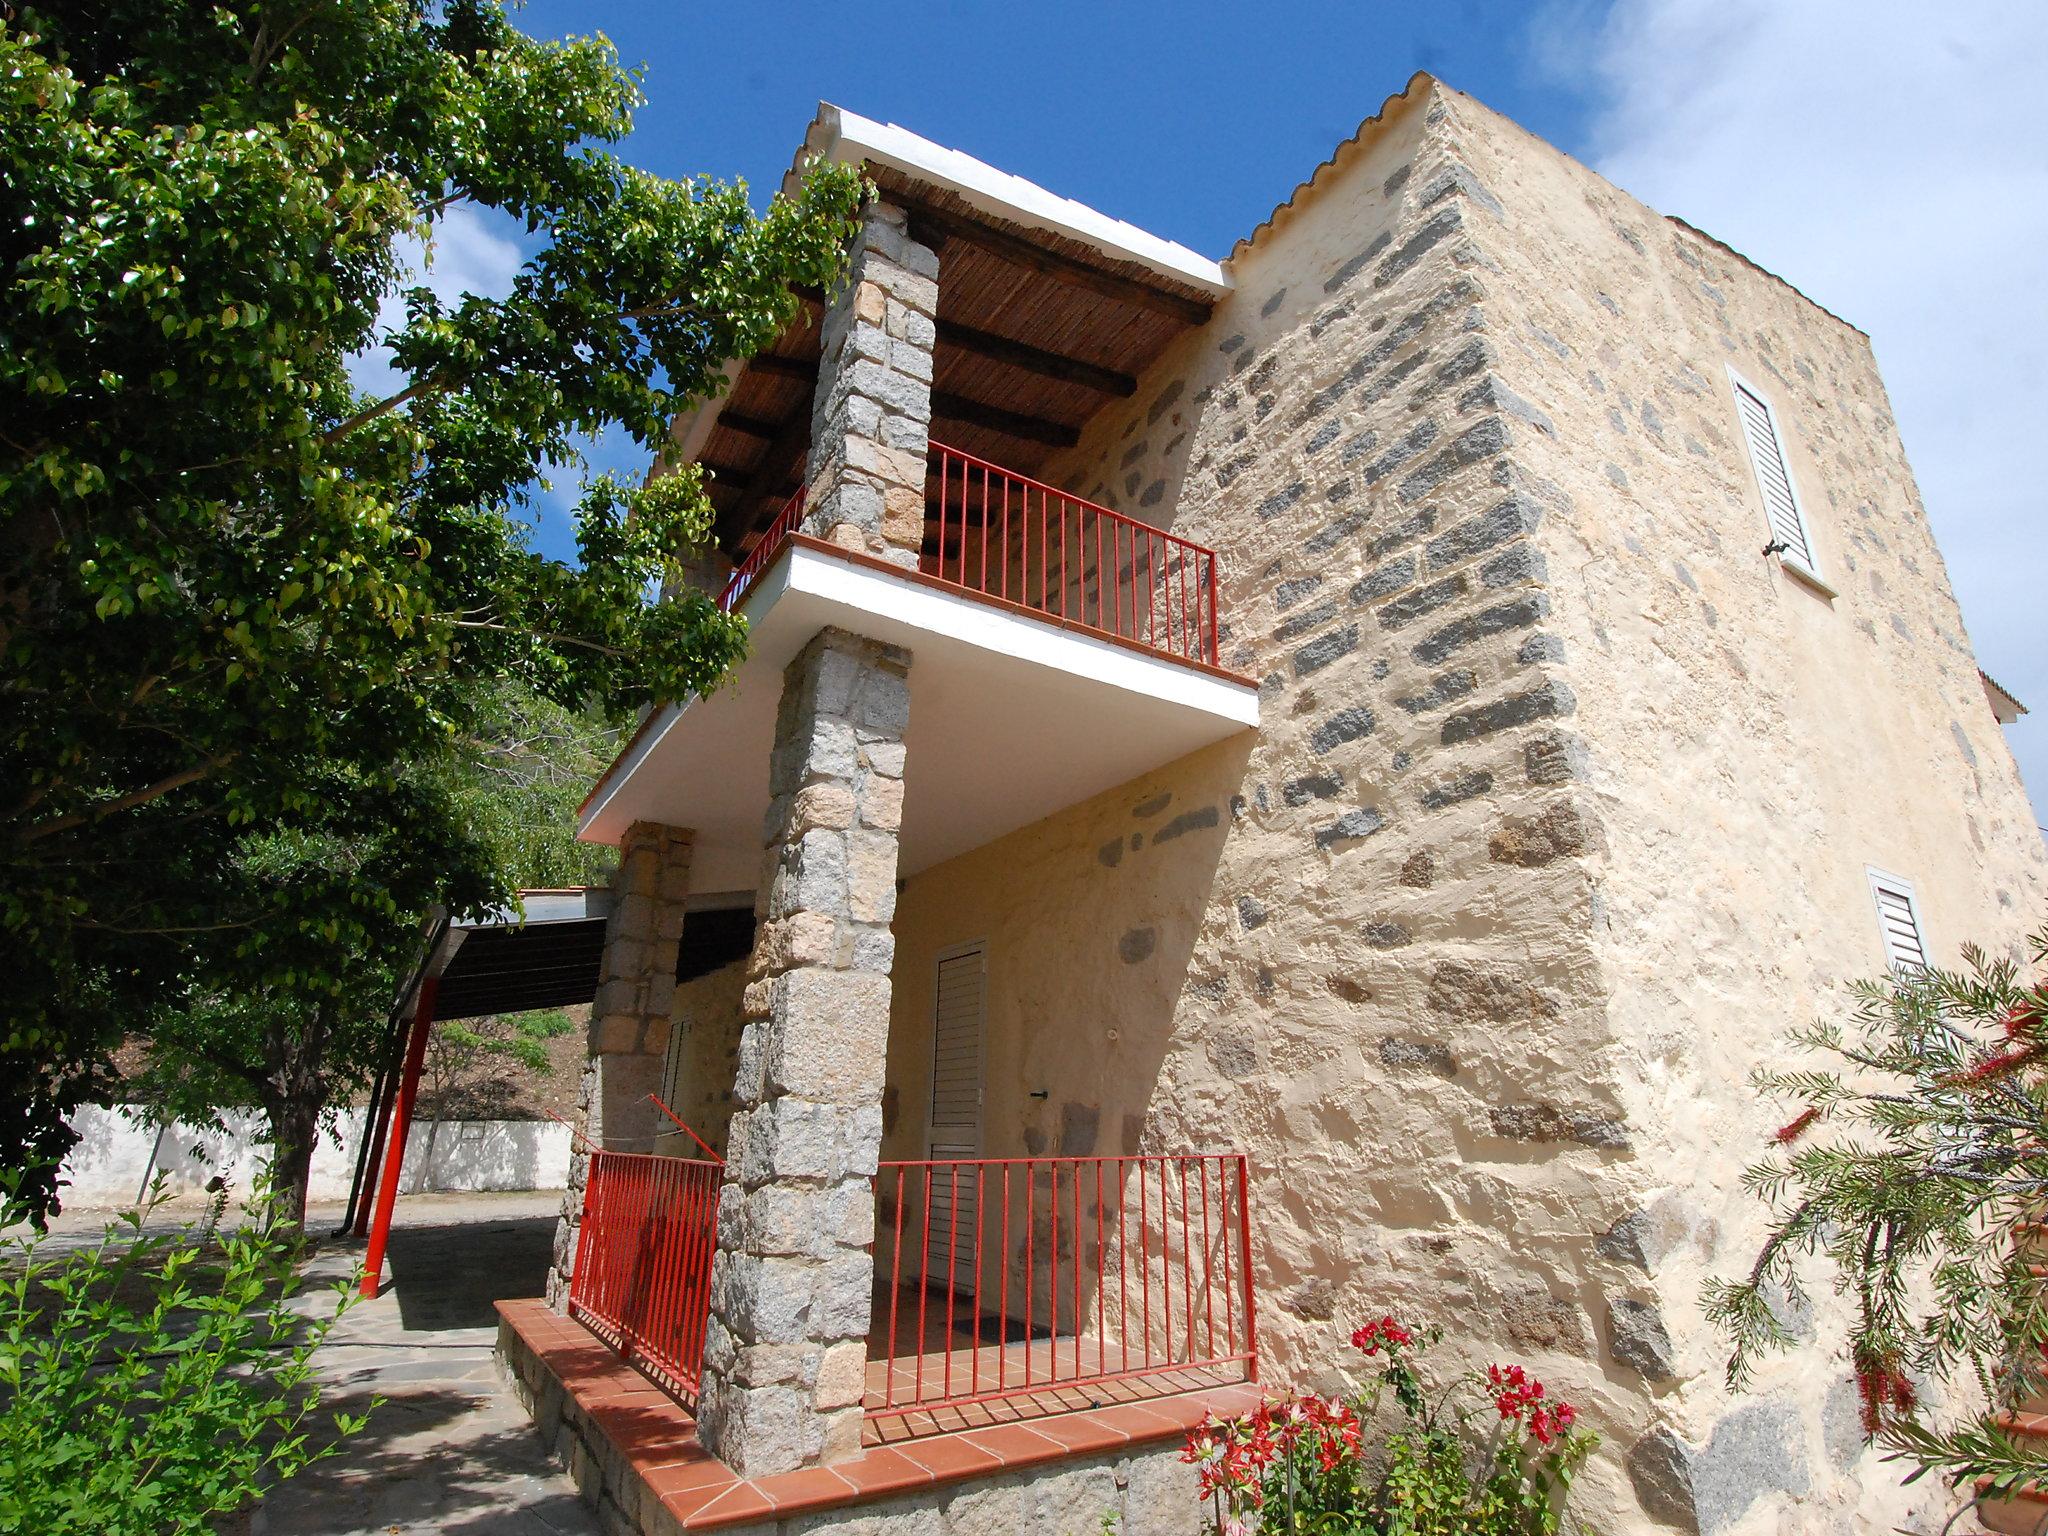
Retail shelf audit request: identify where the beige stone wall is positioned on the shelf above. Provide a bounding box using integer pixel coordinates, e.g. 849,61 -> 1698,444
880,75 -> 2047,1535
1426,83 -> 2048,1532
890,70 -> 1625,1495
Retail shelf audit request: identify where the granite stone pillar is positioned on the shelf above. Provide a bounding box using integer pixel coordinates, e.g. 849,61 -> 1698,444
804,201 -> 939,568
694,627 -> 912,1475
546,820 -> 694,1310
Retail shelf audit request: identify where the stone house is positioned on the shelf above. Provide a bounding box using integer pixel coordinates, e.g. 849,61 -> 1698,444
494,73 -> 2048,1536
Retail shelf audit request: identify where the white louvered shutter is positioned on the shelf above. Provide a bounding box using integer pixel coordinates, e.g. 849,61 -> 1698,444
925,944 -> 985,1285
1730,372 -> 1819,575
1866,869 -> 1930,973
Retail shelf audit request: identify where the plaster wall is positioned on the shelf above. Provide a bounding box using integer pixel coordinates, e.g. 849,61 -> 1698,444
657,956 -> 748,1160
58,1103 -> 572,1207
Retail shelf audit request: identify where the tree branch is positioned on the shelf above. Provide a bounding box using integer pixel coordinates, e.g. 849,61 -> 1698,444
14,757 -> 235,846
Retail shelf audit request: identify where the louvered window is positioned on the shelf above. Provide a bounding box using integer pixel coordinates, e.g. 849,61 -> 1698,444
1866,868 -> 1930,973
925,942 -> 986,1284
1729,369 -> 1820,578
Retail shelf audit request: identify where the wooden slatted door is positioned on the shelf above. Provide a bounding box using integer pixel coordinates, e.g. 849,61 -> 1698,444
925,943 -> 986,1289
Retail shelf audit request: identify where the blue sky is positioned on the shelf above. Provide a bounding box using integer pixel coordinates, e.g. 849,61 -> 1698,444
383,0 -> 2047,827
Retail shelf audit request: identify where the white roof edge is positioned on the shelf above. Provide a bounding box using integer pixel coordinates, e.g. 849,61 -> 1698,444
664,357 -> 745,471
785,103 -> 1232,298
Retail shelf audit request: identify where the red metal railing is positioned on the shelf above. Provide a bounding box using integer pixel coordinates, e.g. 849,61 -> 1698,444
927,442 -> 1220,667
868,1153 -> 1256,1425
567,1152 -> 721,1404
717,486 -> 806,612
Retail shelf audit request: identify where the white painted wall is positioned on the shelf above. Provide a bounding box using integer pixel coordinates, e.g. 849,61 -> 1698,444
58,1104 -> 572,1208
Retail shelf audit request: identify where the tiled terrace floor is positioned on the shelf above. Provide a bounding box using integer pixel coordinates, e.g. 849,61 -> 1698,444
502,1297 -> 1257,1532
859,1276 -> 1250,1441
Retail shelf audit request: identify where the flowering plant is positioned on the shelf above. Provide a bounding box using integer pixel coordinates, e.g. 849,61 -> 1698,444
1183,1316 -> 1596,1534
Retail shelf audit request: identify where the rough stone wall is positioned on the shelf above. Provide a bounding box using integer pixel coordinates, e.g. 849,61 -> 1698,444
697,627 -> 912,1477
1424,84 -> 2048,1533
805,201 -> 938,567
548,820 -> 693,1309
882,74 -> 2046,1535
884,72 -> 1630,1495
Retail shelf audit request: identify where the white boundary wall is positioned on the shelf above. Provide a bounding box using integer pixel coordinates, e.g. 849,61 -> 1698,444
58,1104 -> 573,1208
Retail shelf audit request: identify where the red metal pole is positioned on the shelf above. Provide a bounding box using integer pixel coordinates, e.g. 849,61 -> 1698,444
349,1070 -> 399,1239
1237,1156 -> 1258,1382
1206,552 -> 1221,666
359,975 -> 438,1298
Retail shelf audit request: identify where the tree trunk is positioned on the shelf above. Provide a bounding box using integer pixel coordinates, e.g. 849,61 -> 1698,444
264,1096 -> 322,1230
259,995 -> 335,1232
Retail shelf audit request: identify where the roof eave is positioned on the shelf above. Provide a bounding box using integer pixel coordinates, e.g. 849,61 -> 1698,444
785,103 -> 1231,299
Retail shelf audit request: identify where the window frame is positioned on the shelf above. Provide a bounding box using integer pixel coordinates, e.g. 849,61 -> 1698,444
1864,865 -> 1931,974
1727,364 -> 1828,592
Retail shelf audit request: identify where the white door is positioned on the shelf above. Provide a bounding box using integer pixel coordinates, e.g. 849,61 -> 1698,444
925,942 -> 986,1288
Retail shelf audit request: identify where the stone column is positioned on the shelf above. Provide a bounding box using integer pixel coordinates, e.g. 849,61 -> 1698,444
694,627 -> 911,1475
546,820 -> 694,1310
804,201 -> 939,568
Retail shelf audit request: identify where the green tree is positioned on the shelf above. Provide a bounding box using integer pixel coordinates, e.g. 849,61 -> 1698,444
419,1006 -> 577,1122
1709,924 -> 2048,1503
125,685 -> 622,1223
0,0 -> 865,1218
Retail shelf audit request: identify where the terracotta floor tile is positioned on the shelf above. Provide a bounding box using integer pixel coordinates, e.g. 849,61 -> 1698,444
1091,1401 -> 1186,1442
1015,1411 -> 1127,1453
644,1454 -> 733,1499
957,1423 -> 1064,1466
831,1446 -> 933,1497
683,1480 -> 778,1530
753,1466 -> 859,1514
897,1434 -> 1003,1481
655,1475 -> 742,1527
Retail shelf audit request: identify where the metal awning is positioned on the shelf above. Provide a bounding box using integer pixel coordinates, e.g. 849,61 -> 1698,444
429,889 -> 614,1021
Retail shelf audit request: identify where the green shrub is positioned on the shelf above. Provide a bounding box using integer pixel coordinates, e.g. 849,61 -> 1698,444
0,1177 -> 365,1535
1183,1317 -> 1596,1534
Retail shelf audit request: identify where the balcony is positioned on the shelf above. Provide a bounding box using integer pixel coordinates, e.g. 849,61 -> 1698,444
580,443 -> 1255,887
567,1148 -> 1257,1441
722,443 -> 1219,668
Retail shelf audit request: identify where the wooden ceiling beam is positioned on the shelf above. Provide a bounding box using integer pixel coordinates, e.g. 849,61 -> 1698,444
935,319 -> 1136,397
746,353 -> 821,382
931,391 -> 1078,449
712,410 -> 783,442
715,409 -> 810,549
903,200 -> 1213,326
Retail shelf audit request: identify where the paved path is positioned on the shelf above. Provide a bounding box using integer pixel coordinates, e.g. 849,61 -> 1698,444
243,1192 -> 600,1536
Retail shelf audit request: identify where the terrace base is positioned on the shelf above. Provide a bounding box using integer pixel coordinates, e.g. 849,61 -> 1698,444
497,1299 -> 1248,1536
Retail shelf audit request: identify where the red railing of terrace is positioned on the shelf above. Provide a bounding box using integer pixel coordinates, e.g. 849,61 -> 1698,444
717,486 -> 806,612
927,442 -> 1220,667
567,1151 -> 721,1404
868,1153 -> 1256,1425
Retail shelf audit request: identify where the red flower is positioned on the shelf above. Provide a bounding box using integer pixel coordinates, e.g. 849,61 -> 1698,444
1772,1107 -> 1821,1145
1352,1314 -> 1414,1356
1489,1362 -> 1575,1445
2001,993 -> 2046,1039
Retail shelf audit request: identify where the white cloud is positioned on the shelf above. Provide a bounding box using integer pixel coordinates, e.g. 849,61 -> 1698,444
346,202 -> 529,399
1547,0 -> 2048,830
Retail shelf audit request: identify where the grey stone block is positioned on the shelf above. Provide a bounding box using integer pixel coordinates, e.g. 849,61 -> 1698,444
1440,680 -> 1576,745
1425,493 -> 1542,573
1377,574 -> 1470,631
1309,706 -> 1375,754
1609,1297 -> 1677,1380
1293,625 -> 1361,677
1626,1403 -> 1811,1535
1314,808 -> 1386,849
